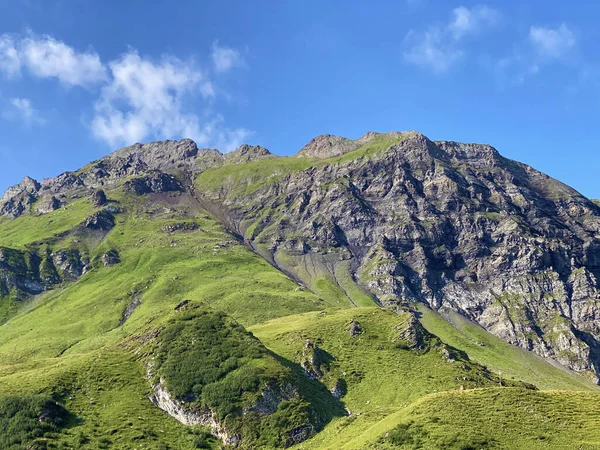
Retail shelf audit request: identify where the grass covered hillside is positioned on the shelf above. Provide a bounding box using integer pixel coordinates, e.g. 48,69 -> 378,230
1,134 -> 600,449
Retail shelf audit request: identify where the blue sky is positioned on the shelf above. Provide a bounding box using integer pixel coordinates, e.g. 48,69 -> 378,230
0,1 -> 599,197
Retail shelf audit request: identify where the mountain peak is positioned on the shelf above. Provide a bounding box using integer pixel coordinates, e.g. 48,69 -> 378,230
1,176 -> 40,203
296,134 -> 360,159
226,144 -> 273,163
107,138 -> 200,164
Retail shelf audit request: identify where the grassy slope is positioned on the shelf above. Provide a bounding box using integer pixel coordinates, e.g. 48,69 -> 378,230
415,304 -> 594,391
0,191 -> 328,449
368,389 -> 600,450
0,198 -> 95,248
251,307 -> 600,450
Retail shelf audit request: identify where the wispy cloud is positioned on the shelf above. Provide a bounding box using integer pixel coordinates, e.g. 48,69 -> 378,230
403,29 -> 464,74
495,23 -> 577,85
3,97 -> 45,125
448,5 -> 501,39
91,50 -> 249,150
0,31 -> 250,151
0,36 -> 21,77
211,41 -> 245,73
529,24 -> 576,60
0,32 -> 106,86
404,4 -> 501,73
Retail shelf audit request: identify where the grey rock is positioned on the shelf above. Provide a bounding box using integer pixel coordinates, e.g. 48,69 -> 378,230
101,249 -> 120,267
149,380 -> 241,447
296,134 -> 360,159
330,379 -> 347,399
91,189 -> 107,207
0,176 -> 41,217
300,340 -> 325,379
0,191 -> 37,217
347,319 -> 362,337
83,211 -> 115,231
243,383 -> 296,416
52,249 -> 86,280
226,144 -> 273,164
0,246 -> 89,303
396,314 -> 429,350
1,176 -> 40,202
123,171 -> 183,195
35,196 -> 61,215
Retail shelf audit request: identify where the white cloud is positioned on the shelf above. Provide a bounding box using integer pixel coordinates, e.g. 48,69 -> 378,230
211,41 -> 244,73
0,36 -> 20,77
403,29 -> 464,74
0,32 -> 106,86
495,23 -> 577,85
20,34 -> 107,86
91,50 -> 249,150
449,5 -> 500,39
3,97 -> 45,125
404,4 -> 501,73
0,31 -> 250,150
529,24 -> 576,59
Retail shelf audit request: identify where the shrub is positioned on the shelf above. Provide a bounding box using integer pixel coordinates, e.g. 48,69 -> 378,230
0,395 -> 69,450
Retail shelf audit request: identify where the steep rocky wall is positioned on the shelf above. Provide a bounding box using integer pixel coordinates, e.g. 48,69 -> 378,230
204,132 -> 600,380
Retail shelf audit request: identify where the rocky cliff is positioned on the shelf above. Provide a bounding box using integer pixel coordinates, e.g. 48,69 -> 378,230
196,131 -> 600,380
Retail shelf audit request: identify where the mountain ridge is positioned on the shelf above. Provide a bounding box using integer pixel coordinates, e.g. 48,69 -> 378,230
2,130 -> 600,448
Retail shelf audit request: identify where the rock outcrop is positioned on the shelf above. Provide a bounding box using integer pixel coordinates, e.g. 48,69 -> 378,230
150,380 -> 241,447
123,171 -> 184,195
0,246 -> 89,307
226,144 -> 273,164
91,189 -> 107,207
0,176 -> 40,217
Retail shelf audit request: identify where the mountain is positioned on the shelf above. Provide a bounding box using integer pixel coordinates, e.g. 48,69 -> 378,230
1,131 -> 600,449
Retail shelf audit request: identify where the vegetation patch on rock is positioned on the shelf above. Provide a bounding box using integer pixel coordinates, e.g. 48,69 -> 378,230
151,306 -> 322,448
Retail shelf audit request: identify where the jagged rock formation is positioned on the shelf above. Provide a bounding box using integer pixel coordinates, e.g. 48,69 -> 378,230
0,246 -> 89,304
90,189 -> 107,207
0,176 -> 40,217
150,381 -> 241,446
226,144 -> 273,164
123,171 -> 183,195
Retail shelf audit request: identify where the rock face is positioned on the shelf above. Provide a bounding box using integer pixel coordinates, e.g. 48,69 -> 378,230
0,176 -> 40,217
35,196 -> 61,214
0,247 -> 46,297
83,210 -> 115,231
91,189 -> 107,207
124,172 -> 184,195
0,176 -> 40,203
0,246 -> 89,306
201,131 -> 600,380
297,134 -> 360,159
150,381 -> 241,447
101,250 -> 120,267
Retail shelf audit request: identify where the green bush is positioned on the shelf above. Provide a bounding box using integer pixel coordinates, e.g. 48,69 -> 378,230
154,307 -> 320,447
155,308 -> 280,419
0,395 -> 69,450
